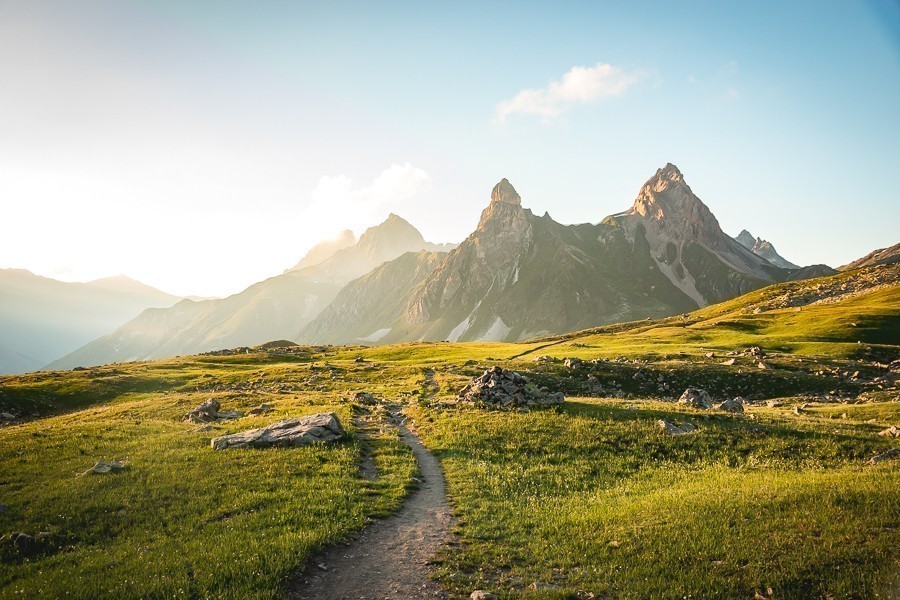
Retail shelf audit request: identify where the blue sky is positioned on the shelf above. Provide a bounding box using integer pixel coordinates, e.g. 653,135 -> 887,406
0,0 -> 898,296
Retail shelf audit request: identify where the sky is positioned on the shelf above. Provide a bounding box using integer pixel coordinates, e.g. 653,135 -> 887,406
1,0 -> 898,298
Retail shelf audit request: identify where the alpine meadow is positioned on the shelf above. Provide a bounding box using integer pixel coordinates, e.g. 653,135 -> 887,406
0,2 -> 898,599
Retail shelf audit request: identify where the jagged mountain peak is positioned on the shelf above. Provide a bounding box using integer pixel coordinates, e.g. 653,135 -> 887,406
490,178 -> 521,205
626,163 -> 728,251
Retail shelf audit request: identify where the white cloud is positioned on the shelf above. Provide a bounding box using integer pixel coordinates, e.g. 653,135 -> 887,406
493,63 -> 642,125
300,163 -> 431,238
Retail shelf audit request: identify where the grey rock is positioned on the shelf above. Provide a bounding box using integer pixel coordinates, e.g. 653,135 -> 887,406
0,412 -> 16,421
716,398 -> 745,413
457,366 -> 564,409
678,388 -> 713,409
470,591 -> 497,600
247,403 -> 274,416
877,425 -> 899,438
183,398 -> 221,423
211,412 -> 345,450
85,460 -> 126,475
658,420 -> 697,435
869,448 -> 900,464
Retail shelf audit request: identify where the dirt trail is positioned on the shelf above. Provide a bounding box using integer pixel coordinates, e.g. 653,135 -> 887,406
290,407 -> 454,600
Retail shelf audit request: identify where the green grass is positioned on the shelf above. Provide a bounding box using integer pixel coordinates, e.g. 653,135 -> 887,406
0,362 -> 418,599
411,399 -> 900,599
0,268 -> 898,599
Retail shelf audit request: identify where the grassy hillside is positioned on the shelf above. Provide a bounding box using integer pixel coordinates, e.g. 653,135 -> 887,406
0,265 -> 897,598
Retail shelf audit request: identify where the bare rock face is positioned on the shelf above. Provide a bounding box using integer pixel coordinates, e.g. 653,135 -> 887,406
458,366 -> 564,409
629,163 -> 730,252
490,178 -> 521,205
678,387 -> 713,409
211,412 -> 345,450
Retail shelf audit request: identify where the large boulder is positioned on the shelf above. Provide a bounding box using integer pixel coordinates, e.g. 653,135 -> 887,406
458,366 -> 564,409
678,388 -> 713,409
211,412 -> 345,450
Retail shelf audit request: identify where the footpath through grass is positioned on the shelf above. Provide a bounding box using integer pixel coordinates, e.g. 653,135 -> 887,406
410,399 -> 900,599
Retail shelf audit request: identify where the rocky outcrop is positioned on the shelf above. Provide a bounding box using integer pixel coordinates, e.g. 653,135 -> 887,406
211,412 -> 345,450
839,241 -> 900,271
457,366 -> 564,409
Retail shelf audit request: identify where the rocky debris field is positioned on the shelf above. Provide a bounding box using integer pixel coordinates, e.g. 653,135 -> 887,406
457,366 -> 565,409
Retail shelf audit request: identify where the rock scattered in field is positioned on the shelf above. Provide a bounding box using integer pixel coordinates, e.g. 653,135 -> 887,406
470,591 -> 497,600
457,366 -> 564,409
678,388 -> 713,409
720,358 -> 736,366
183,398 -> 243,423
564,357 -> 583,369
658,420 -> 697,435
766,400 -> 782,408
351,391 -> 376,405
586,375 -> 605,394
529,581 -> 561,591
211,412 -> 345,450
2,532 -> 50,556
716,397 -> 744,413
757,361 -> 769,370
83,460 -> 126,476
869,448 -> 900,464
877,425 -> 899,438
0,412 -> 15,421
247,403 -> 274,416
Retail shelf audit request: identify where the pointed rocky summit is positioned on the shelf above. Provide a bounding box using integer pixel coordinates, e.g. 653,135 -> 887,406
490,178 -> 521,205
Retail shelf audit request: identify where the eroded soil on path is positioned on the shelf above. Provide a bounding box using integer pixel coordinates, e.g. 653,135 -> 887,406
289,406 -> 454,600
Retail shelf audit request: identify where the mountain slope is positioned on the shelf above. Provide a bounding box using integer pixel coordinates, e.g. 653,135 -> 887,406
49,215 -> 451,369
735,229 -> 800,269
839,241 -> 900,271
298,250 -> 447,344
306,165 -> 797,345
0,270 -> 182,374
287,230 -> 357,272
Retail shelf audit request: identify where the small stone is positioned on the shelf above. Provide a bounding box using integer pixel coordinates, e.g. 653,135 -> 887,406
757,361 -> 768,369
470,591 -> 497,600
529,581 -> 560,591
658,420 -> 697,435
720,358 -> 736,366
85,460 -> 126,475
0,412 -> 15,421
716,398 -> 744,413
877,425 -> 899,438
246,403 -> 274,416
317,563 -> 328,571
869,448 -> 900,464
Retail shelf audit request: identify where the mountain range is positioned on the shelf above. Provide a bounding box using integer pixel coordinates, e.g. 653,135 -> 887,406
28,163 -> 896,371
0,271 -> 181,374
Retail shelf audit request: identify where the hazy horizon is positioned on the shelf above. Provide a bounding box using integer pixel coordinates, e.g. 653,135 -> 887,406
1,0 -> 899,297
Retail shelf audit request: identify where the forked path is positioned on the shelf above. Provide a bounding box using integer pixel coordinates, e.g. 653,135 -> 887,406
290,408 -> 454,600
